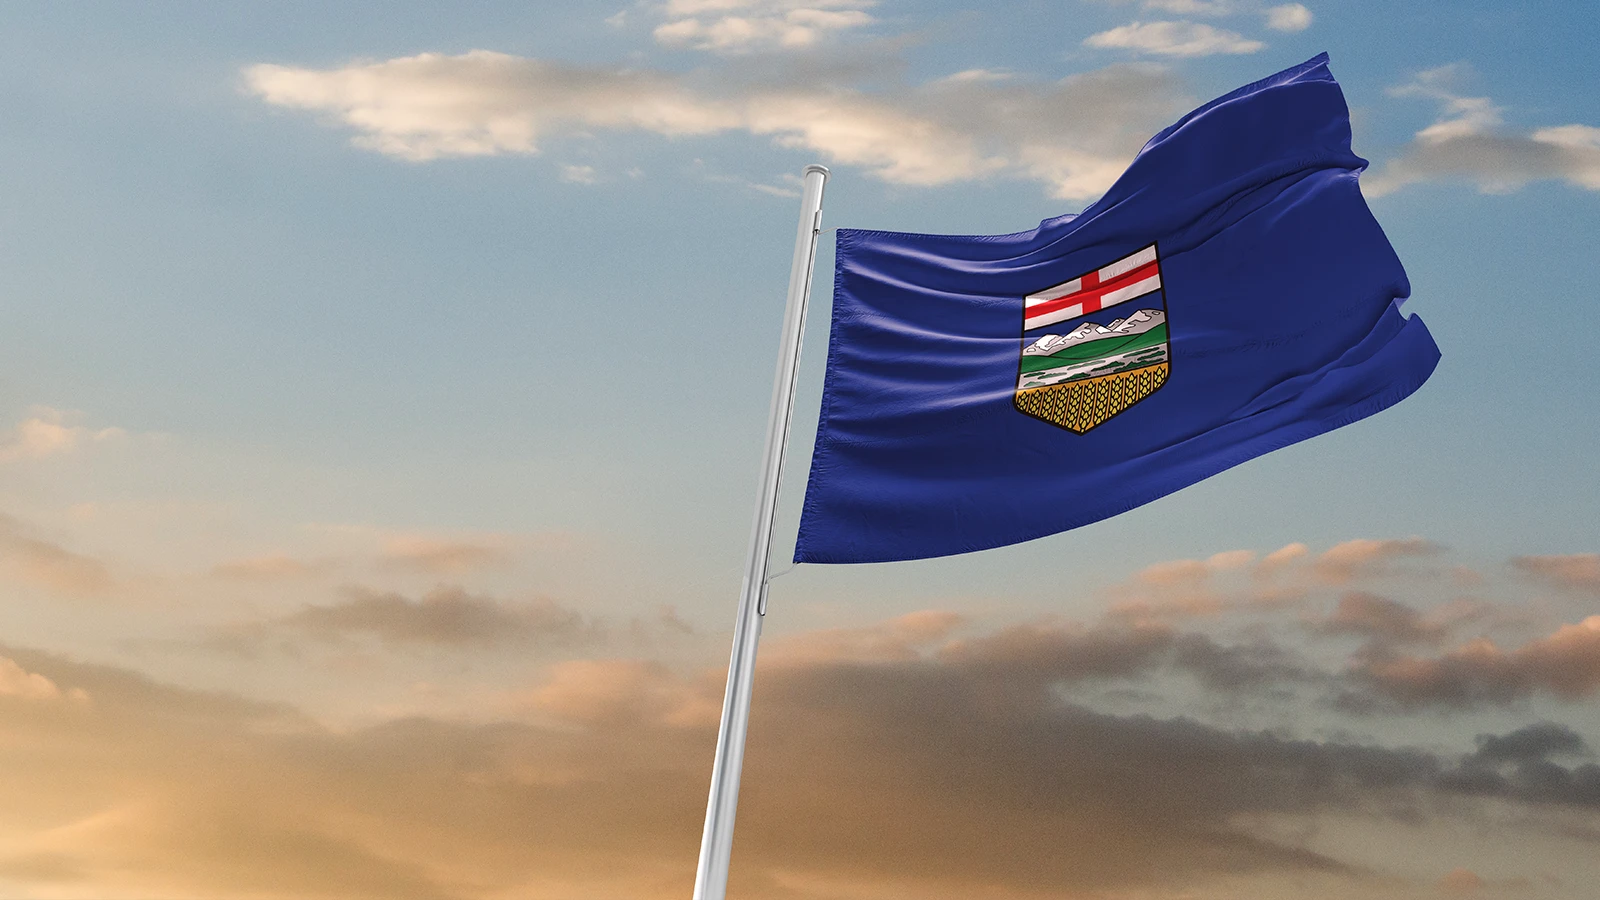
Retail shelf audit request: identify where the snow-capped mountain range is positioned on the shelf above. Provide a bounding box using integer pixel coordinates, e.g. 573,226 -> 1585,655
1023,308 -> 1166,356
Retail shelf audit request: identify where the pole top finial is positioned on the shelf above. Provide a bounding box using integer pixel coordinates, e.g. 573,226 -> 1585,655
804,164 -> 830,177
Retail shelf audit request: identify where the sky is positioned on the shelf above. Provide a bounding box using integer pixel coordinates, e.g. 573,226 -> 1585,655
0,1 -> 1598,898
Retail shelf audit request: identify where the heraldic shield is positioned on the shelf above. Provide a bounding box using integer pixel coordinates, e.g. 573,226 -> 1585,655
1014,244 -> 1170,433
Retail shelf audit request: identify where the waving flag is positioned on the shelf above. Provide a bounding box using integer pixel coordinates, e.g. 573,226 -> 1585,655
794,54 -> 1440,564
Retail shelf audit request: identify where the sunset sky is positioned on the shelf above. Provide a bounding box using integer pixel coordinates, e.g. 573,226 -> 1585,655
2,1 -> 1599,898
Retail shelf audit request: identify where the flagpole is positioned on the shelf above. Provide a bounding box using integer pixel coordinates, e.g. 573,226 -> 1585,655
692,164 -> 829,900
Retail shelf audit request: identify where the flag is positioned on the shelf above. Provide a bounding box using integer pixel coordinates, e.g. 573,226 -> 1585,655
793,53 -> 1440,565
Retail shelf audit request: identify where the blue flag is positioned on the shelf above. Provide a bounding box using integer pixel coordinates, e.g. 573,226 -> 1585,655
794,54 -> 1440,565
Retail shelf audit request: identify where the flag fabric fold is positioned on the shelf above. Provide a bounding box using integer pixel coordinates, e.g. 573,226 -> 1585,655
793,53 -> 1440,565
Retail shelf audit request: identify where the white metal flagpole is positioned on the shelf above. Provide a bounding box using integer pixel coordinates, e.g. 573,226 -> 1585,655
691,163 -> 829,900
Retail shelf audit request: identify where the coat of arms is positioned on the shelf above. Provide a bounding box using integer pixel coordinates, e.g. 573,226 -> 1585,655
1014,244 -> 1170,432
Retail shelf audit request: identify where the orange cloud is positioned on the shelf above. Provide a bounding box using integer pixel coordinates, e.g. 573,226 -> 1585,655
1437,867 -> 1484,895
211,554 -> 339,581
1313,537 -> 1440,584
1513,553 -> 1600,594
0,514 -> 115,596
0,656 -> 88,703
1354,615 -> 1600,708
525,658 -> 721,728
378,536 -> 514,575
1110,537 -> 1446,623
765,610 -> 965,665
1257,541 -> 1310,573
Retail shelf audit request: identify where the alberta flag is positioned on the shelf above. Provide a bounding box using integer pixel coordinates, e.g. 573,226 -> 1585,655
794,54 -> 1441,565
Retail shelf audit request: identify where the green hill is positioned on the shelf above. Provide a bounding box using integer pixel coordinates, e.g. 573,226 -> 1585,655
1019,324 -> 1168,375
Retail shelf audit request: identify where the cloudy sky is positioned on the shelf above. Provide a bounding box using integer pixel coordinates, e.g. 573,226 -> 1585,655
1,1 -> 1598,898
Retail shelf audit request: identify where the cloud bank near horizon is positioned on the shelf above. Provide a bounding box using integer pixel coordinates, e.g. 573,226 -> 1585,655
3,533 -> 1600,898
3,599 -> 1599,899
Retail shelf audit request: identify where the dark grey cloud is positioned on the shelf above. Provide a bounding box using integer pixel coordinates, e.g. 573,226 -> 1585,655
929,619 -> 1320,696
1169,632 -> 1313,691
1474,723 -> 1591,764
1446,724 -> 1600,810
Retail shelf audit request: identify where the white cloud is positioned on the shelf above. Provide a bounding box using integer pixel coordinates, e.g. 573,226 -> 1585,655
0,407 -> 125,463
649,0 -> 875,53
742,90 -> 1010,185
1264,2 -> 1313,31
1143,0 -> 1234,13
1102,1 -> 1313,34
1366,65 -> 1600,196
1084,20 -> 1265,57
560,164 -> 600,184
245,51 -> 743,161
695,162 -> 804,197
245,51 -> 1187,201
936,68 -> 1014,84
664,0 -> 762,13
